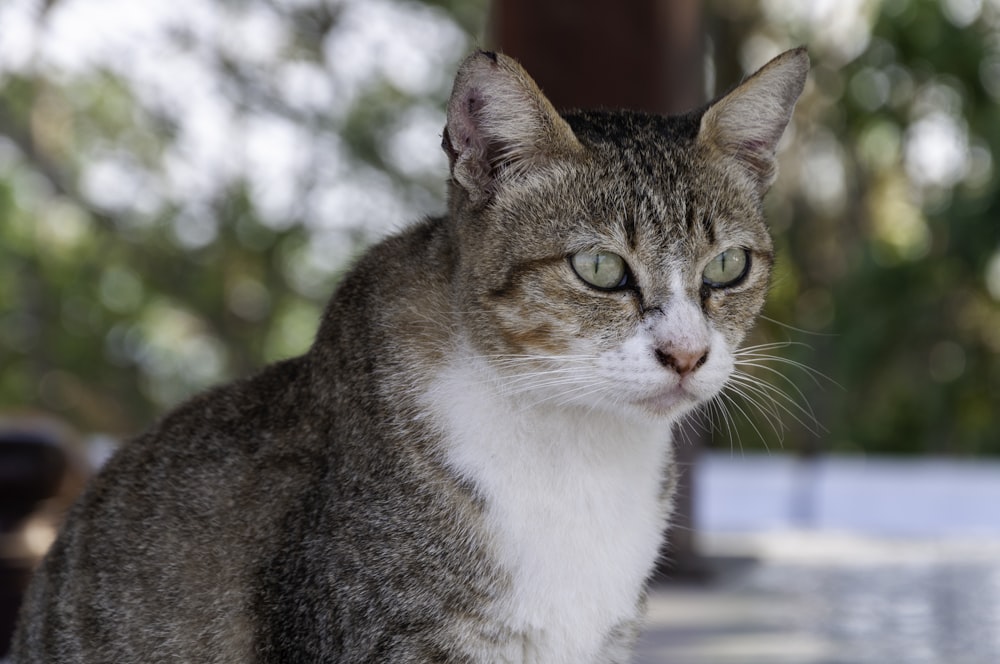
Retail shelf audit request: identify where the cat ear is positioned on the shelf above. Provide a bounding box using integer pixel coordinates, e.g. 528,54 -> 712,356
698,47 -> 809,191
442,50 -> 582,205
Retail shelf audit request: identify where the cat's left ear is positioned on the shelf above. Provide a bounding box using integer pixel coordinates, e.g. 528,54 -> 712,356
698,47 -> 809,192
442,50 -> 582,206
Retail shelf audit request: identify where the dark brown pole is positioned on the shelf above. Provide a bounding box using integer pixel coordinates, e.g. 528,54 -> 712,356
488,0 -> 703,114
488,0 -> 707,579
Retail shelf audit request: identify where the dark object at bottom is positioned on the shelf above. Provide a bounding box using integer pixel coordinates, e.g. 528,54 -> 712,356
0,427 -> 71,657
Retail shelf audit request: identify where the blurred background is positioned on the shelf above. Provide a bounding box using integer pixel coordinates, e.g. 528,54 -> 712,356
1,0 -> 999,661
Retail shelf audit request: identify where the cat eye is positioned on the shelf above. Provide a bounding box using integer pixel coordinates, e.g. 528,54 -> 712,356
570,251 -> 629,290
703,248 -> 750,288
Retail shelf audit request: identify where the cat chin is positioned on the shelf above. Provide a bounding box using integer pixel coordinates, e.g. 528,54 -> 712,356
632,386 -> 702,420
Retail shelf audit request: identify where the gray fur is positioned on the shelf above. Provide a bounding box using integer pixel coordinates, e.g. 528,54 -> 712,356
12,48 -> 807,662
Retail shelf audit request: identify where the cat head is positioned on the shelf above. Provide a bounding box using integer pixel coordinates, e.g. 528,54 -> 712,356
442,48 -> 808,421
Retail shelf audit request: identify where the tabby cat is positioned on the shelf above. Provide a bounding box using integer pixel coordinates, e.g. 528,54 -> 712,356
13,47 -> 808,663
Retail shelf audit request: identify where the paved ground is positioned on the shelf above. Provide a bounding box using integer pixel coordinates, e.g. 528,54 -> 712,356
631,453 -> 1000,664
633,532 -> 1000,664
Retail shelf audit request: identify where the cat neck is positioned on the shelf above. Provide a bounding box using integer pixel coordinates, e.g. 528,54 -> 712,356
423,342 -> 674,659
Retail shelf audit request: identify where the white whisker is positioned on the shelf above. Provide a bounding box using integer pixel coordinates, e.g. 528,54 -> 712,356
757,314 -> 838,337
734,360 -> 815,406
728,375 -> 821,438
726,375 -> 788,430
734,348 -> 839,389
725,380 -> 788,438
715,388 -> 775,453
729,369 -> 822,431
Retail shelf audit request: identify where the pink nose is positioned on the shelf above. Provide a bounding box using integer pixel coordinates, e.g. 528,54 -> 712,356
654,347 -> 709,376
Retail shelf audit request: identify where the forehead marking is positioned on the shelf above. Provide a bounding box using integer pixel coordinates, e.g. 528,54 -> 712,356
669,270 -> 687,299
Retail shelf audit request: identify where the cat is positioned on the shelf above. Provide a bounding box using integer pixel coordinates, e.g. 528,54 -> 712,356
12,47 -> 808,663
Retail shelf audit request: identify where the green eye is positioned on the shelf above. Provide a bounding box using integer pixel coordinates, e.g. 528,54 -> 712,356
570,251 -> 628,290
703,248 -> 750,288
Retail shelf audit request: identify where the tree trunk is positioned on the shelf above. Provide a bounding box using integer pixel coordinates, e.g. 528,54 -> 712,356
489,0 -> 703,114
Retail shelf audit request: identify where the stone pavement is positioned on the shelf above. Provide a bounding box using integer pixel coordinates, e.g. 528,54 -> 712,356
633,532 -> 1000,664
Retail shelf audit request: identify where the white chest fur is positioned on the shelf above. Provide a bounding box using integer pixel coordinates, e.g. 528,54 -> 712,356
425,356 -> 673,663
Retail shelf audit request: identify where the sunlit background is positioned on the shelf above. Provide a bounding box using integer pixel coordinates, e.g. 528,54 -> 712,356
0,0 -> 482,430
2,0 -> 998,458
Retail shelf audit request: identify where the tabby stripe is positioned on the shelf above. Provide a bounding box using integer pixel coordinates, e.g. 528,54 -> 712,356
488,256 -> 564,299
701,209 -> 715,245
623,214 -> 638,250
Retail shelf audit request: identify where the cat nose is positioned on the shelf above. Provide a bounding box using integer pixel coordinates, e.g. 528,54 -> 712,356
654,346 -> 709,376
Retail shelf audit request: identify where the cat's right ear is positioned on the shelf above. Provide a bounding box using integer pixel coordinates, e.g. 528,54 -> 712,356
442,50 -> 582,206
698,47 -> 809,193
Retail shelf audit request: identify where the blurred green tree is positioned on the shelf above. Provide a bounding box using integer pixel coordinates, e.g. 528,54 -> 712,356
0,0 -> 486,434
710,0 -> 1000,455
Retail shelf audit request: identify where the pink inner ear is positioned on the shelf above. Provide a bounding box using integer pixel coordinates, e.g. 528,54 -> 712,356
465,88 -> 486,116
443,84 -> 500,196
449,87 -> 490,157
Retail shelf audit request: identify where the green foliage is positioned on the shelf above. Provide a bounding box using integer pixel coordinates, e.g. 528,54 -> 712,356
0,0 -> 479,434
712,0 -> 1000,455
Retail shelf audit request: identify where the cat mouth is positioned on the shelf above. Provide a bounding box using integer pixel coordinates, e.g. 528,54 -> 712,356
635,386 -> 696,416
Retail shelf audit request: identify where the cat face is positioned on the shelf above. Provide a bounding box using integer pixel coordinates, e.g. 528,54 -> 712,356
443,49 -> 807,421
454,122 -> 773,420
